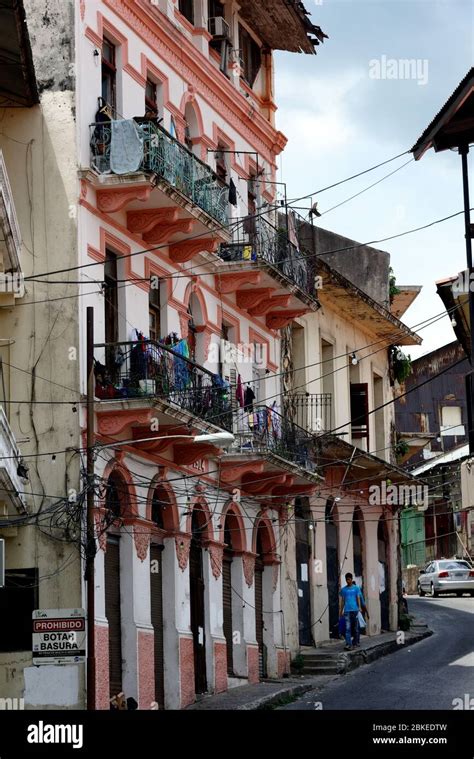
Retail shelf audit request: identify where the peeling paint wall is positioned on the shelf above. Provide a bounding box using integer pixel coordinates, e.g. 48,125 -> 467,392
23,0 -> 75,94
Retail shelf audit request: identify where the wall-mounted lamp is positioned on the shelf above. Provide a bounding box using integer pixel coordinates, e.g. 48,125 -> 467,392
351,352 -> 358,366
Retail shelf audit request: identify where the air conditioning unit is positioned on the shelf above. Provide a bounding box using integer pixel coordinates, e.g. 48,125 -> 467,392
208,16 -> 230,40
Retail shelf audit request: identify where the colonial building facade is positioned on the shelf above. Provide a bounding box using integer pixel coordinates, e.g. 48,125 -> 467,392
77,0 -> 327,710
0,0 -> 424,712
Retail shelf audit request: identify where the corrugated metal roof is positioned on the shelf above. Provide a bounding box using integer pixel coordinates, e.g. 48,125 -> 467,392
411,68 -> 474,158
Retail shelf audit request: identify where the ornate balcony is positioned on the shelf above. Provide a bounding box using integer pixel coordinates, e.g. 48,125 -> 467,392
288,393 -> 332,433
89,120 -> 229,226
232,404 -> 319,474
216,217 -> 319,325
93,339 -> 233,432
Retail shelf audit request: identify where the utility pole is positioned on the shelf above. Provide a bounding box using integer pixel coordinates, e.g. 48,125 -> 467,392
86,307 -> 96,710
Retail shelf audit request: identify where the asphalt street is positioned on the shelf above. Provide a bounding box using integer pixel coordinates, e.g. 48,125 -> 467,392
280,596 -> 474,710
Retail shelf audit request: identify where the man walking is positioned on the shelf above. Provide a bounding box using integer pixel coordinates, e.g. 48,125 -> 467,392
339,572 -> 363,650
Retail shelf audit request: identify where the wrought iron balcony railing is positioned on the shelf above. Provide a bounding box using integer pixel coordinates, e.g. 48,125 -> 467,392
89,120 -> 229,225
218,216 -> 314,298
232,404 -> 317,473
288,393 -> 332,433
93,339 -> 233,432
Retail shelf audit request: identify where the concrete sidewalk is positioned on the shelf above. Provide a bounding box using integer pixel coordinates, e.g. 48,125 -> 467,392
185,622 -> 432,710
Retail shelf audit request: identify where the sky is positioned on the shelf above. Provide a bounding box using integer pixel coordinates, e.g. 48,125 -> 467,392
274,0 -> 474,359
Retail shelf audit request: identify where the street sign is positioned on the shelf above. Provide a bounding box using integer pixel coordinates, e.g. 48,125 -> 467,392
32,609 -> 86,665
0,539 -> 4,588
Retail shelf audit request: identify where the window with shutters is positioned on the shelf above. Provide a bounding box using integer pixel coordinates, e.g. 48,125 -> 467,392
350,383 -> 369,443
0,568 -> 38,651
239,25 -> 261,88
102,38 -> 117,116
149,281 -> 161,342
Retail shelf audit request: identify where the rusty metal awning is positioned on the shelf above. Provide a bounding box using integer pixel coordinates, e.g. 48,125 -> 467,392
237,0 -> 328,54
412,68 -> 474,159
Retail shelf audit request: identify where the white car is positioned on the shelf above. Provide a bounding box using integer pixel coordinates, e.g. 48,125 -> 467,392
417,559 -> 474,597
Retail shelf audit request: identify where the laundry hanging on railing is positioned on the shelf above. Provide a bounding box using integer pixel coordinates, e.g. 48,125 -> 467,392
236,374 -> 244,408
228,178 -> 238,207
271,401 -> 282,439
172,338 -> 191,390
244,384 -> 255,411
110,119 -> 144,174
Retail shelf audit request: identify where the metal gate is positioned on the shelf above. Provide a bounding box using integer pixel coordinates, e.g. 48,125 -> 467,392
150,544 -> 165,708
105,536 -> 122,700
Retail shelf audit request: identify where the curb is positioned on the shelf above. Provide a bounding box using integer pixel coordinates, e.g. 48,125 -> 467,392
343,625 -> 433,672
240,679 -> 325,711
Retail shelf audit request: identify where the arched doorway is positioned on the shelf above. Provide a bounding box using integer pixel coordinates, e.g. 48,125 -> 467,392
222,513 -> 235,676
325,497 -> 340,639
190,507 -> 207,694
254,530 -> 266,679
104,470 -> 126,702
187,293 -> 205,365
378,518 -> 390,631
254,517 -> 275,679
149,484 -> 170,710
184,102 -> 200,155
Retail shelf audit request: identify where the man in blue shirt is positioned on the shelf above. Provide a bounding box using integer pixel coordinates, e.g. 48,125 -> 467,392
339,572 -> 363,650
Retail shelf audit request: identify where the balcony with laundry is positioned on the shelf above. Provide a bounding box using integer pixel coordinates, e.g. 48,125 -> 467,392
93,333 -> 236,467
86,109 -> 231,252
215,213 -> 320,329
219,386 -> 322,501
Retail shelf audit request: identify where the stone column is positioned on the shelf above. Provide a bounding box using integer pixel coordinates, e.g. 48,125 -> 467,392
310,500 -> 329,644
363,514 -> 382,635
336,502 -> 355,581
202,539 -> 227,694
